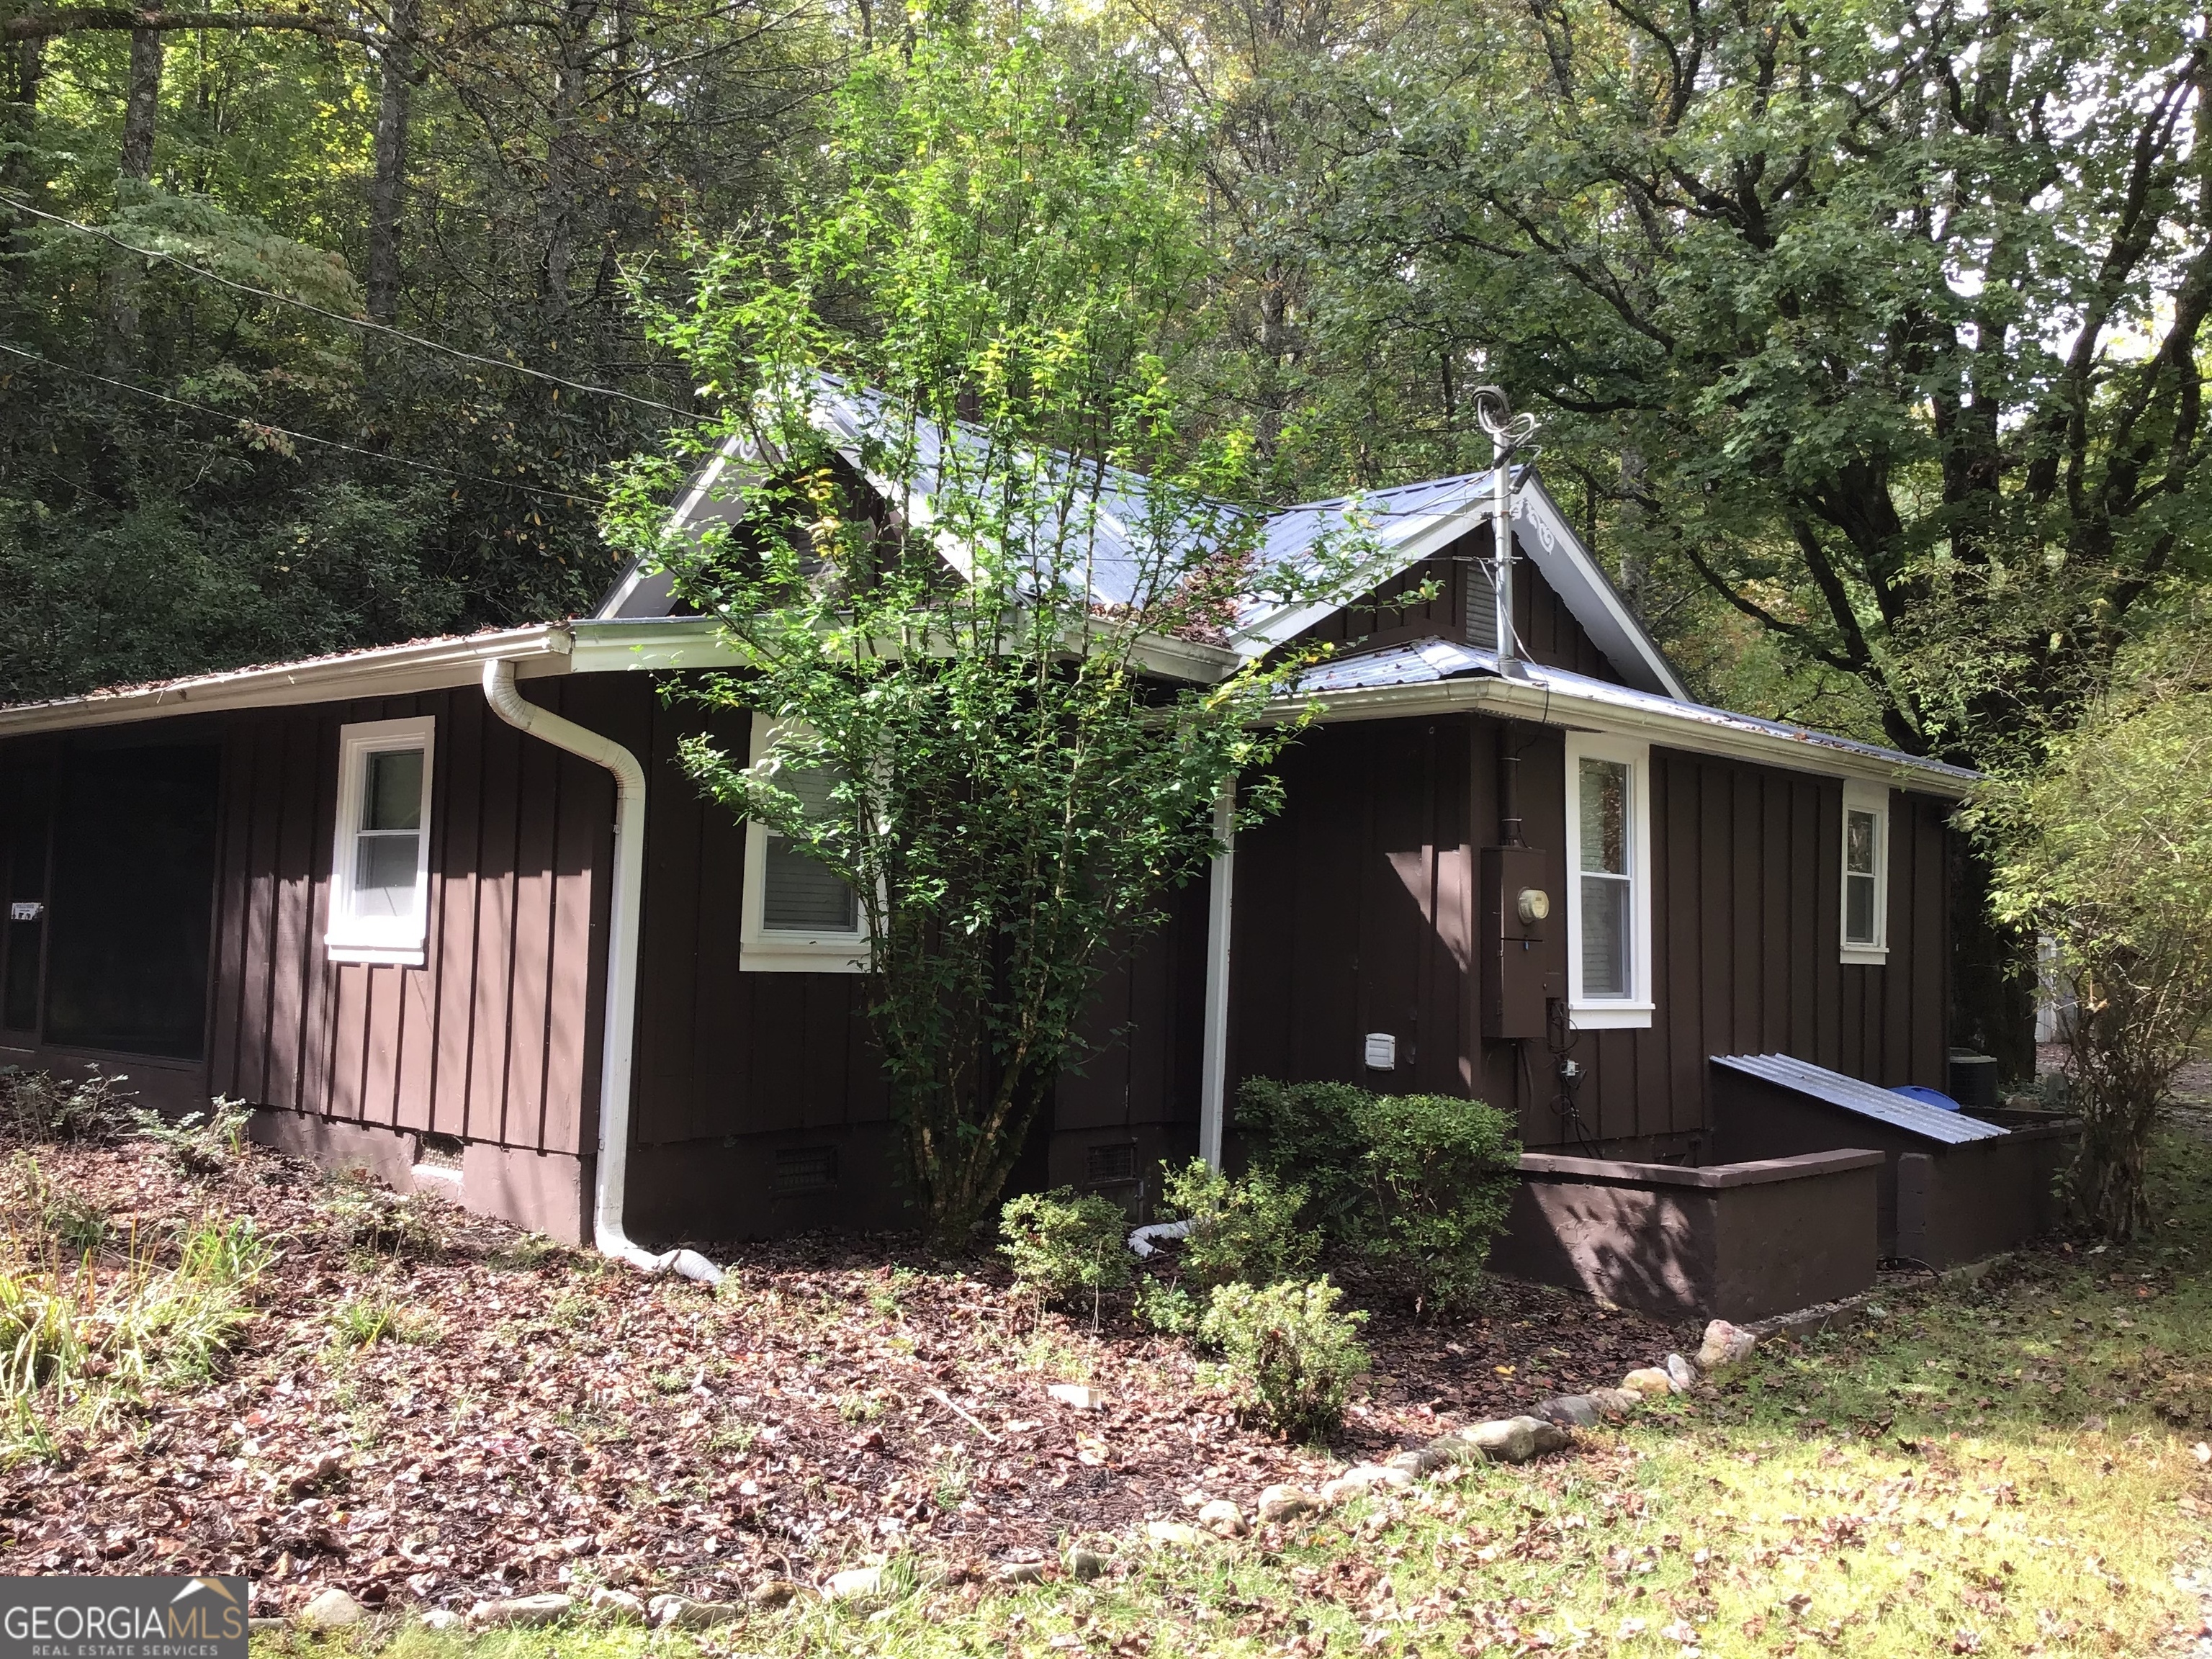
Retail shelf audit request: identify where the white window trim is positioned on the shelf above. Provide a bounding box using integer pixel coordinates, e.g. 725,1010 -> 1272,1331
326,716 -> 435,968
739,713 -> 871,974
1840,777 -> 1891,966
1563,730 -> 1654,1029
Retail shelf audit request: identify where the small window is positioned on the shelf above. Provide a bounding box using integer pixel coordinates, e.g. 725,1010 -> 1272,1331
1563,732 -> 1653,1028
1840,778 -> 1890,964
327,717 -> 434,966
740,714 -> 869,973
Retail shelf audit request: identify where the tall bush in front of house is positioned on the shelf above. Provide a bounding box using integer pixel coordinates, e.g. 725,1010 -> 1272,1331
1238,1078 -> 1521,1309
603,32 -> 1369,1246
1970,616 -> 2212,1240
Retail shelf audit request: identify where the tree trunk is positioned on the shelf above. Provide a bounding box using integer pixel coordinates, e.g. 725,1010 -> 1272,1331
536,0 -> 593,349
0,36 -> 43,273
364,0 -> 418,329
104,24 -> 161,370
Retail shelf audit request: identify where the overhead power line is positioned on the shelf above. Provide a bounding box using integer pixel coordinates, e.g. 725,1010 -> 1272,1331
0,340 -> 613,507
0,193 -> 716,426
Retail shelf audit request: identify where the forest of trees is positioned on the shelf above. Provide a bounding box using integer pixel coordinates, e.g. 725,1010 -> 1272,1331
1,0 -> 2203,774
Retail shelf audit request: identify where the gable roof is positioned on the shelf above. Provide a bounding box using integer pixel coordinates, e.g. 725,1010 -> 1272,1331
1288,637 -> 1977,797
593,382 -> 1688,699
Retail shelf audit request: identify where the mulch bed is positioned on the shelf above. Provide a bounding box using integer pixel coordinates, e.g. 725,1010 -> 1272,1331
0,1136 -> 1681,1616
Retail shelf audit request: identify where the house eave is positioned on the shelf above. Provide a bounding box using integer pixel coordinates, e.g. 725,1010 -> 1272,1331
0,625 -> 578,740
1285,676 -> 1979,798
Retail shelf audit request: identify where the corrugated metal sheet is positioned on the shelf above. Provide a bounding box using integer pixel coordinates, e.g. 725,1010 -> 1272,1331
1291,638 -> 1979,786
1712,1053 -> 2006,1145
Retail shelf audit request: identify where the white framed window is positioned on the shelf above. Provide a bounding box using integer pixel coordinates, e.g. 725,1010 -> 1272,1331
740,714 -> 870,974
1840,777 -> 1890,964
1563,731 -> 1653,1028
326,716 -> 434,966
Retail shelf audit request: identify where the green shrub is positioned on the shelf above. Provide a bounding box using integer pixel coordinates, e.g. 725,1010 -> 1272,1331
1238,1078 -> 1521,1310
1133,1277 -> 1197,1336
0,1067 -> 135,1144
1156,1159 -> 1318,1292
132,1098 -> 251,1177
998,1188 -> 1133,1310
323,1174 -> 444,1256
1197,1277 -> 1369,1440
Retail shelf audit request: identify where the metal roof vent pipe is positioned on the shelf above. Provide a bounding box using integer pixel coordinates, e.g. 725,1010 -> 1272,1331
482,659 -> 722,1286
1470,386 -> 1539,683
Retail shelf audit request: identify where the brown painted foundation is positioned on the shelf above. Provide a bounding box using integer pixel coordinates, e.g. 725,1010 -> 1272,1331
249,1107 -> 589,1244
1489,1148 -> 1885,1323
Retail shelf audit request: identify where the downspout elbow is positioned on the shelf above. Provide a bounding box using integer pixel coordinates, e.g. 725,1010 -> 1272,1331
480,660 -> 720,1286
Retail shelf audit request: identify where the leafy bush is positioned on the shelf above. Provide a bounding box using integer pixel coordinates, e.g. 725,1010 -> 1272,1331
1197,1277 -> 1369,1440
324,1174 -> 444,1257
1156,1159 -> 1318,1292
1238,1079 -> 1521,1309
999,1188 -> 1133,1310
132,1098 -> 252,1177
1133,1278 -> 1198,1336
0,1067 -> 135,1144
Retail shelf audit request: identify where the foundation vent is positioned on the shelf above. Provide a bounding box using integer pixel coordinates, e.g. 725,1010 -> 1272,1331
774,1146 -> 839,1195
1084,1141 -> 1137,1187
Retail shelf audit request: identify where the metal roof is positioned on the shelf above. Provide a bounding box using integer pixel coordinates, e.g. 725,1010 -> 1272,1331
1290,638 -> 1979,787
611,383 -> 1686,696
1712,1053 -> 2008,1146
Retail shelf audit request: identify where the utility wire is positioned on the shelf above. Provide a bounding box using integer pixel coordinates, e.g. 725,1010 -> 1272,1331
0,340 -> 613,507
0,193 -> 715,426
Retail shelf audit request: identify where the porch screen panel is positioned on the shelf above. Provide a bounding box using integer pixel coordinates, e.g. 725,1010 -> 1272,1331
43,745 -> 221,1058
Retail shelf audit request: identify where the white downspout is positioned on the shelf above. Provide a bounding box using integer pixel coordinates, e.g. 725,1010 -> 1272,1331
482,660 -> 721,1285
1197,783 -> 1236,1172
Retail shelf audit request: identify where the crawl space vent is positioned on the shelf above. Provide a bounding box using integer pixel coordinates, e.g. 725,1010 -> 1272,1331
1084,1142 -> 1137,1186
773,1146 -> 838,1195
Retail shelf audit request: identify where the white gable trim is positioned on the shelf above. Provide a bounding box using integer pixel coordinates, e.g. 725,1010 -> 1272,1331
1512,477 -> 1689,701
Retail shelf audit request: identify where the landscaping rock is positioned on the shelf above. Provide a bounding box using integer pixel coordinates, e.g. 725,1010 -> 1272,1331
999,1562 -> 1046,1585
1320,1463 -> 1412,1502
1665,1352 -> 1698,1392
1587,1388 -> 1642,1419
648,1597 -> 742,1630
749,1579 -> 809,1609
1621,1367 -> 1676,1398
1066,1547 -> 1110,1581
1197,1499 -> 1248,1538
1048,1383 -> 1106,1410
1533,1394 -> 1601,1429
1146,1520 -> 1205,1547
588,1588 -> 646,1621
1696,1319 -> 1756,1372
824,1568 -> 884,1603
1255,1484 -> 1321,1525
471,1593 -> 572,1629
417,1611 -> 462,1632
1461,1416 -> 1572,1464
295,1589 -> 366,1631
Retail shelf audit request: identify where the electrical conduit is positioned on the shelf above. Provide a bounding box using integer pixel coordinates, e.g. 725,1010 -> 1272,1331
482,660 -> 721,1285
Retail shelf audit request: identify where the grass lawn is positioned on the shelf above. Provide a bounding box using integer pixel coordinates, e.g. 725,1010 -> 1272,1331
260,1112 -> 2212,1659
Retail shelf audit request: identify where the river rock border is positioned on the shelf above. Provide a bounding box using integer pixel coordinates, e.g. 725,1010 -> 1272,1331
1140,1317 -> 1758,1552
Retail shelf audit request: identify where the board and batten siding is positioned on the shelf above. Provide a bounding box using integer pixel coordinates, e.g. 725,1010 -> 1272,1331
1226,715 -> 1952,1155
205,678 -> 621,1160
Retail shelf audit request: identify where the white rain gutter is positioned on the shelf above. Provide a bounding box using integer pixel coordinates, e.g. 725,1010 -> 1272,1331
1197,784 -> 1236,1172
481,660 -> 721,1285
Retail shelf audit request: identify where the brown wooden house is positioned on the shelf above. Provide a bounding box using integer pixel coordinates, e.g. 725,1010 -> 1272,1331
0,425 -> 2013,1310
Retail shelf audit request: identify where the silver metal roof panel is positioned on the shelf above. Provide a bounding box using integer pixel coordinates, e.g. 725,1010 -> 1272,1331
1712,1053 -> 2007,1145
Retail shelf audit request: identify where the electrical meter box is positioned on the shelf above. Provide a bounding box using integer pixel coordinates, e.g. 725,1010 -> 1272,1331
1482,845 -> 1561,1040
